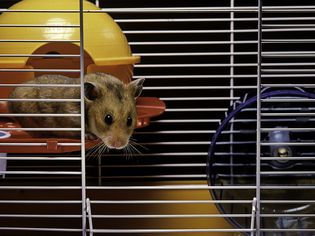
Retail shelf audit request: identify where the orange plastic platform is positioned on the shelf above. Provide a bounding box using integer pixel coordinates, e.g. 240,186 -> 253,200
0,97 -> 165,153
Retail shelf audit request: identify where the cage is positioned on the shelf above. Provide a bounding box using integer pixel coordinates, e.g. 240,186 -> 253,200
0,0 -> 315,236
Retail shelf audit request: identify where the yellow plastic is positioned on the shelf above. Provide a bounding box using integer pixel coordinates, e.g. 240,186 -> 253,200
0,0 -> 140,68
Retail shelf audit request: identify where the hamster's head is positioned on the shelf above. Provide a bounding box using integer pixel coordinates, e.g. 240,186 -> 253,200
84,73 -> 144,150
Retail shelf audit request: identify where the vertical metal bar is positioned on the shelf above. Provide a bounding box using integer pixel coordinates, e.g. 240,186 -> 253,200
229,0 -> 235,185
79,0 -> 87,235
86,198 -> 94,236
250,197 -> 257,236
256,0 -> 263,235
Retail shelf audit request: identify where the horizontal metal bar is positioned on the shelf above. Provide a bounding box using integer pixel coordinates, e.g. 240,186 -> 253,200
135,130 -> 253,135
263,39 -> 315,43
91,200 -> 252,204
160,97 -> 239,101
135,63 -> 257,67
263,51 -> 315,55
102,175 -> 206,179
91,214 -> 251,219
134,52 -> 257,57
99,152 -> 208,157
264,9 -> 315,13
263,62 -> 315,66
0,171 -> 81,175
261,214 -> 315,217
262,51 -> 315,58
0,54 -> 80,58
0,186 -> 81,190
262,84 -> 315,88
135,139 -> 239,145
116,18 -> 258,23
261,142 -> 315,146
0,6 -> 313,14
0,69 -> 80,73
0,7 -> 258,13
117,17 -> 315,23
0,143 -> 81,146
0,84 -> 80,88
261,128 -> 315,132
126,28 -> 315,34
261,157 -> 315,161
144,86 -> 257,90
262,98 -> 315,102
0,157 -> 81,161
152,118 -> 315,123
139,141 -> 210,145
263,28 -> 315,32
135,130 -> 215,135
0,128 -> 80,131
261,113 -> 315,117
134,75 -> 257,79
263,16 -> 315,21
0,200 -> 81,204
151,119 -> 221,123
261,229 -> 315,233
106,5 -> 315,13
166,108 -> 228,112
262,74 -> 315,78
90,229 -> 253,233
0,227 -> 81,232
261,200 -> 315,204
167,107 -> 315,112
0,24 -> 79,28
246,107 -> 315,112
88,185 -> 315,190
124,29 -> 258,34
264,24 -> 315,28
0,39 -> 80,43
99,152 -> 255,158
0,9 -> 80,13
262,69 -> 315,73
129,40 -> 258,45
0,214 -> 81,218
261,171 -> 315,175
2,98 -> 80,102
87,185 -> 256,190
0,114 -> 80,117
105,6 -> 258,13
153,118 -> 301,124
261,185 -> 315,190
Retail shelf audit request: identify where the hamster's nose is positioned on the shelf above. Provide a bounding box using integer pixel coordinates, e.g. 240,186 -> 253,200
106,137 -> 128,150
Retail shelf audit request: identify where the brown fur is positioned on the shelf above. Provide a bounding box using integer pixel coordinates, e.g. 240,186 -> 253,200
8,73 -> 144,149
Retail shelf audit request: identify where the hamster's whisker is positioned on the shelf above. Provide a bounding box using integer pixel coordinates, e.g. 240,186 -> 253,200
86,142 -> 103,160
128,141 -> 143,156
124,144 -> 134,160
129,139 -> 148,152
97,143 -> 107,159
99,135 -> 112,152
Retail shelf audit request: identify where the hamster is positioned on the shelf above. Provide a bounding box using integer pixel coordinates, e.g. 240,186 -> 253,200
8,73 -> 145,150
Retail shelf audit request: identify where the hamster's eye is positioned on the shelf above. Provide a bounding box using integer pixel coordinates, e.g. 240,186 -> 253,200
105,114 -> 113,125
127,116 -> 133,127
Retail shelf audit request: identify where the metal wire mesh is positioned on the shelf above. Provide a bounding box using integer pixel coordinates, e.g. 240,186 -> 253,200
0,0 -> 314,235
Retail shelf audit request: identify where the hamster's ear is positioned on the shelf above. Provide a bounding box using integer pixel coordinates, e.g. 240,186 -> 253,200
129,78 -> 145,99
84,82 -> 100,101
